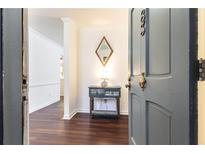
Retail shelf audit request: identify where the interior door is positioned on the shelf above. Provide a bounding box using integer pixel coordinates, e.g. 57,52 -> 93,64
128,8 -> 198,145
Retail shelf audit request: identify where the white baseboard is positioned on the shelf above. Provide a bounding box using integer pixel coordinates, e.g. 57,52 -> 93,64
33,106 -> 127,121
29,100 -> 59,114
77,108 -> 128,115
77,109 -> 89,113
62,109 -> 77,120
120,111 -> 128,115
62,115 -> 70,120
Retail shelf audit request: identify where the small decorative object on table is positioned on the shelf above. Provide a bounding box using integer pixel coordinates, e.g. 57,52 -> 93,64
101,78 -> 109,88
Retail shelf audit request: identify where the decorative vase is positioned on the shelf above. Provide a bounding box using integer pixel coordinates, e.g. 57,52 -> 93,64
101,78 -> 109,87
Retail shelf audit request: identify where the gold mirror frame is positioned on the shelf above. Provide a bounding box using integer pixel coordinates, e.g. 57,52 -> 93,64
95,36 -> 113,66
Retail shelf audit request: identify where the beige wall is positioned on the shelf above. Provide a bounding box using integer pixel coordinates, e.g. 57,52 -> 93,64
198,9 -> 205,144
78,25 -> 128,114
77,9 -> 128,114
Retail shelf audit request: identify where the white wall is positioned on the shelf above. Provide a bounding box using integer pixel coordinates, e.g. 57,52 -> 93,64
78,25 -> 128,114
29,15 -> 63,46
62,18 -> 78,119
29,27 -> 63,113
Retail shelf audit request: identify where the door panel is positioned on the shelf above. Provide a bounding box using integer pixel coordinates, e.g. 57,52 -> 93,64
132,9 -> 145,75
129,8 -> 197,145
148,9 -> 170,76
146,101 -> 172,145
130,94 -> 144,144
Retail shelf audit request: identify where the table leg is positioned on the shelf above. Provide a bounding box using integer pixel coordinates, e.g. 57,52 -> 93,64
117,98 -> 120,118
90,97 -> 94,116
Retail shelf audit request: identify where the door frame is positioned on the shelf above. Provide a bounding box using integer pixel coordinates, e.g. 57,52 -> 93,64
128,8 -> 198,145
189,8 -> 198,145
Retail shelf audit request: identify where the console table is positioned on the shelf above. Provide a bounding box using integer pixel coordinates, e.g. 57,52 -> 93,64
88,86 -> 121,118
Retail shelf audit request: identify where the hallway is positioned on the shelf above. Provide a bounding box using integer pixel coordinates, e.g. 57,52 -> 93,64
29,100 -> 128,145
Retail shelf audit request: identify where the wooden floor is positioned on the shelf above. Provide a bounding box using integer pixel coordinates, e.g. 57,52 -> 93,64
29,101 -> 128,145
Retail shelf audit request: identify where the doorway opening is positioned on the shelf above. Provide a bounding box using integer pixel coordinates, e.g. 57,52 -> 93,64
27,8 -> 129,145
0,8 -> 204,145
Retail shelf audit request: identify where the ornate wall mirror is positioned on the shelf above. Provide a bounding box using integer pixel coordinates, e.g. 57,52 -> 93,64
95,36 -> 113,66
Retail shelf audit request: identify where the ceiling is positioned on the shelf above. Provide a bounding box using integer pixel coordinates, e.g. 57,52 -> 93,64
28,9 -> 128,46
28,8 -> 128,27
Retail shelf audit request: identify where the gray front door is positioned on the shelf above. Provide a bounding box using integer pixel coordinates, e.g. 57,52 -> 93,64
128,8 -> 197,145
2,9 -> 23,145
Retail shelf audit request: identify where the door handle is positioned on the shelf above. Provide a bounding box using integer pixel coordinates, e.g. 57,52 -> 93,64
125,83 -> 131,89
138,73 -> 146,90
125,76 -> 131,90
126,73 -> 146,90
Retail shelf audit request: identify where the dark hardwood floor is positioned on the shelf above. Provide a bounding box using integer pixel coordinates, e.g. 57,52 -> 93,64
29,100 -> 128,145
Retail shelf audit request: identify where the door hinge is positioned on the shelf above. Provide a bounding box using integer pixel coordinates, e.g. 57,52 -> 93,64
22,76 -> 28,102
198,58 -> 205,81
